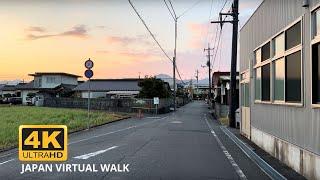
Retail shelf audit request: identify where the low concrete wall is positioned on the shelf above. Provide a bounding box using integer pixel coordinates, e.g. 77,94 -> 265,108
43,97 -> 189,114
252,127 -> 320,180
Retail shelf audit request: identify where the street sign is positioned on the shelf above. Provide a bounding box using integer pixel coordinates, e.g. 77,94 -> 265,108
84,58 -> 94,69
153,97 -> 159,105
84,69 -> 93,79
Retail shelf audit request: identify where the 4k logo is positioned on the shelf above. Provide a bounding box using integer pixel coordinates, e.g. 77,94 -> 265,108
19,125 -> 67,161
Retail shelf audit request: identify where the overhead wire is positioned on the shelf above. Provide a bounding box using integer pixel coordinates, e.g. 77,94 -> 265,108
163,0 -> 175,20
177,0 -> 203,19
128,0 -> 173,63
210,0 -> 232,70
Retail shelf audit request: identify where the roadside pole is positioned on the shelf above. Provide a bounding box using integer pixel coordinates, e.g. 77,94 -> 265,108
87,78 -> 91,129
154,97 -> 159,116
211,0 -> 239,128
84,58 -> 94,130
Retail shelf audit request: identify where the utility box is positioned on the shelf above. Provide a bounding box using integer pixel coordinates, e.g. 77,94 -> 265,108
235,108 -> 240,129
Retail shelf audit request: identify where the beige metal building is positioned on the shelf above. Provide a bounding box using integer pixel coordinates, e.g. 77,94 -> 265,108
240,0 -> 320,179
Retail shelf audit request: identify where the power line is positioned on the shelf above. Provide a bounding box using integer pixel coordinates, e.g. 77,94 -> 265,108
168,0 -> 177,18
163,0 -> 175,20
177,0 -> 203,19
128,0 -> 173,63
205,0 -> 214,44
210,0 -> 231,70
210,0 -> 228,44
211,29 -> 223,69
163,0 -> 186,84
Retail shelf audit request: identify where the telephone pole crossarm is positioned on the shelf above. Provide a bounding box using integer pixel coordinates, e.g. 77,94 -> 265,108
211,20 -> 237,24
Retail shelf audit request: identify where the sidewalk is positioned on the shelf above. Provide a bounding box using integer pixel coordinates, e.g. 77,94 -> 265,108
222,123 -> 306,179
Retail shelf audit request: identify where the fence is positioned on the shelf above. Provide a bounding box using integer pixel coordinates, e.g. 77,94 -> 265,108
43,97 -> 188,114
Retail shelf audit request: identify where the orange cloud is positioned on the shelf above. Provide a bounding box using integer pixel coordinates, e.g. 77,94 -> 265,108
106,35 -> 151,46
26,26 -> 46,33
26,25 -> 88,40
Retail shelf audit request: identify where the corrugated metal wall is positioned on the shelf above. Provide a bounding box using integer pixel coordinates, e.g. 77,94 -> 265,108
240,0 -> 320,155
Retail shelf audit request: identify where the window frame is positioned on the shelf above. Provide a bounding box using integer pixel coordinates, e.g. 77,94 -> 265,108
253,17 -> 303,107
311,6 -> 320,108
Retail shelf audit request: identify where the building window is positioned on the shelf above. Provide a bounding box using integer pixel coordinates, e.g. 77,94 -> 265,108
254,19 -> 302,105
312,9 -> 320,105
285,51 -> 301,103
261,64 -> 270,101
272,33 -> 285,57
312,42 -> 320,104
255,68 -> 261,100
274,58 -> 285,101
46,77 -> 56,83
312,9 -> 320,38
261,42 -> 270,61
285,22 -> 301,50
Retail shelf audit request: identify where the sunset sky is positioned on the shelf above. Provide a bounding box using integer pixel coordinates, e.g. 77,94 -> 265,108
0,0 -> 261,81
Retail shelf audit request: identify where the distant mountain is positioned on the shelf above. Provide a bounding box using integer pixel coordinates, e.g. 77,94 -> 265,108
155,74 -> 209,85
0,80 -> 22,85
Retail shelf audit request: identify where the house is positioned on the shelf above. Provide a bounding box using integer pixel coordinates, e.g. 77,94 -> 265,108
73,79 -> 142,99
0,84 -> 5,97
239,0 -> 320,179
17,72 -> 80,105
1,85 -> 17,97
212,72 -> 239,105
212,72 -> 239,118
193,83 -> 210,99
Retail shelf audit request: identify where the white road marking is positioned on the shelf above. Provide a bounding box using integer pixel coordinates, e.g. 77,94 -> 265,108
0,151 -> 16,158
170,121 -> 182,124
204,114 -> 247,180
0,158 -> 15,165
0,116 -> 169,166
69,116 -> 168,145
73,146 -> 118,160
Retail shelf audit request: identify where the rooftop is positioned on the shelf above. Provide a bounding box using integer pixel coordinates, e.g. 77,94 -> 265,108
73,79 -> 141,91
28,72 -> 81,78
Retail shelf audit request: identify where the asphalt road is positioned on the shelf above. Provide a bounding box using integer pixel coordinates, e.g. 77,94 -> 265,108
0,101 -> 270,180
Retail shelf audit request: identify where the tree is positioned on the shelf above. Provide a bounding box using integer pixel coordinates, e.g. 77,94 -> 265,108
138,76 -> 171,98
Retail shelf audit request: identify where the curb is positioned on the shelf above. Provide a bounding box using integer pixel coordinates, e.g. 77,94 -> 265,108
220,126 -> 287,180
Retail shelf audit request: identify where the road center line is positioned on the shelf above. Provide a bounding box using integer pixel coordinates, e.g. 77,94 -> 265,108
68,116 -> 168,145
73,146 -> 118,160
203,114 -> 247,180
0,158 -> 15,165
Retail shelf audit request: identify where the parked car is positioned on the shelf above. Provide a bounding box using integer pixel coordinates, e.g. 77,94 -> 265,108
7,97 -> 22,105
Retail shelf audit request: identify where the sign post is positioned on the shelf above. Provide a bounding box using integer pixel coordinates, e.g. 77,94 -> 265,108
84,58 -> 94,129
153,97 -> 159,115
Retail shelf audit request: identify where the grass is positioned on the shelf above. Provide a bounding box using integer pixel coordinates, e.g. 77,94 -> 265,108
219,117 -> 230,126
0,106 -> 128,150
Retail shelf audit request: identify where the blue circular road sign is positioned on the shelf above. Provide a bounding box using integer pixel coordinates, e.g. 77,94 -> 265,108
84,69 -> 93,79
85,59 -> 94,69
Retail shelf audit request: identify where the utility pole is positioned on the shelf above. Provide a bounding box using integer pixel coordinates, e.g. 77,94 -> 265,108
195,69 -> 199,95
204,44 -> 214,103
211,0 -> 239,128
173,18 -> 177,111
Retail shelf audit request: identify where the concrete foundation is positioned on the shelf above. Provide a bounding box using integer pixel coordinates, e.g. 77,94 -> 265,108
252,127 -> 320,180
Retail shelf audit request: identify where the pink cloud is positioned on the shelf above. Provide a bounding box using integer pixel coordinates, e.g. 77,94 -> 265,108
26,25 -> 88,40
106,35 -> 152,46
